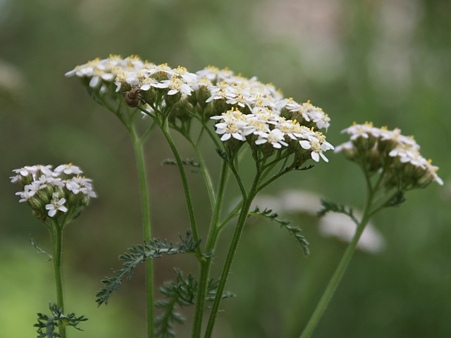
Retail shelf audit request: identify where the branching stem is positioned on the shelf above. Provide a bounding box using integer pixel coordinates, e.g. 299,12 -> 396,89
203,172 -> 261,338
192,161 -> 229,337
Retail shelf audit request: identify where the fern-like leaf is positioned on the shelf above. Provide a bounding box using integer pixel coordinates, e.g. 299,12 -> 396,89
34,303 -> 87,338
384,190 -> 406,208
216,148 -> 228,161
154,269 -> 197,337
30,237 -> 52,260
155,269 -> 235,338
96,231 -> 200,306
317,199 -> 359,225
161,158 -> 200,170
249,207 -> 310,256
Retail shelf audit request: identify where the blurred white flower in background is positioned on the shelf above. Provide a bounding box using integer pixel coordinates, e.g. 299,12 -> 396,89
0,58 -> 26,104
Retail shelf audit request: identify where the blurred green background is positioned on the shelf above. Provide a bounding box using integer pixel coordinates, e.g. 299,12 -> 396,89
1,0 -> 450,337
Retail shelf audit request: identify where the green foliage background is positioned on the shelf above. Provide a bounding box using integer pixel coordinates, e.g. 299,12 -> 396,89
1,0 -> 450,337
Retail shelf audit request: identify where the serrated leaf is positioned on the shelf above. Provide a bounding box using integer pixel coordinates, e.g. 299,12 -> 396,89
154,269 -> 234,338
216,148 -> 228,161
96,231 -> 200,306
384,190 -> 406,208
30,237 -> 52,260
249,206 -> 310,256
161,158 -> 200,168
317,199 -> 358,225
34,303 -> 87,338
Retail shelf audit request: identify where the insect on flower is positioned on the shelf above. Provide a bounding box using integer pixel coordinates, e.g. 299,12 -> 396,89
124,86 -> 142,107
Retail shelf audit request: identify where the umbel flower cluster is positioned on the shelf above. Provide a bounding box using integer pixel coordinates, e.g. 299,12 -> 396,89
335,122 -> 443,190
10,164 -> 96,224
65,55 -> 334,165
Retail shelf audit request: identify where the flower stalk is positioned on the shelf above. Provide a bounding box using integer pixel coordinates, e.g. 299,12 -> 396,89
11,164 -> 96,337
49,220 -> 67,338
299,190 -> 373,338
299,122 -> 443,337
131,131 -> 155,338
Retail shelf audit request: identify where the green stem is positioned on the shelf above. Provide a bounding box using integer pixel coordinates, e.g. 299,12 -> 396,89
160,121 -> 201,247
131,130 -> 154,338
203,176 -> 260,338
299,189 -> 375,338
50,221 -> 66,338
192,162 -> 229,337
193,142 -> 216,212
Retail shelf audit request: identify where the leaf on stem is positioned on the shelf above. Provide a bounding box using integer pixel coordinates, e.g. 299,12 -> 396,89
96,231 -> 200,306
155,269 -> 234,338
249,207 -> 310,256
34,303 -> 87,338
384,190 -> 406,208
30,237 -> 52,261
317,199 -> 359,225
161,158 -> 200,173
295,164 -> 315,171
216,148 -> 228,161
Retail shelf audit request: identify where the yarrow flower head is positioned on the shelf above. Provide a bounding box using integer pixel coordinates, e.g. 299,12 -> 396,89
201,67 -> 333,166
335,122 -> 443,190
65,55 -> 197,113
11,164 -> 96,224
67,55 -> 334,168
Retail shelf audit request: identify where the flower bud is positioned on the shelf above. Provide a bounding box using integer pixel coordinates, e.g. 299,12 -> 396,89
211,99 -> 229,116
164,91 -> 182,106
194,85 -> 211,109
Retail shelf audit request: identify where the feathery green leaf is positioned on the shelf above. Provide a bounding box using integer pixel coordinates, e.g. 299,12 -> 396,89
317,199 -> 358,225
34,303 -> 87,338
96,231 -> 200,306
155,269 -> 234,337
249,207 -> 310,256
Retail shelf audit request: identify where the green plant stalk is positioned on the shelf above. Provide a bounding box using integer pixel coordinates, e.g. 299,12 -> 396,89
203,176 -> 260,338
299,192 -> 374,338
192,142 -> 216,213
131,132 -> 154,338
191,161 -> 229,337
160,121 -> 201,246
50,221 -> 66,338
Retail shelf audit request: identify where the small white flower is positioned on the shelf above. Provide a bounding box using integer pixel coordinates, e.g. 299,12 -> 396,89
67,176 -> 97,197
54,164 -> 83,175
300,134 -> 334,162
255,129 -> 288,149
45,193 -> 68,217
16,182 -> 41,202
212,109 -> 248,141
342,122 -> 376,140
10,174 -> 22,183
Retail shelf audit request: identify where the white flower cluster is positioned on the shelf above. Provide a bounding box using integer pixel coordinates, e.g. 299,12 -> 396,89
65,55 -> 197,98
11,164 -> 96,220
66,55 -> 333,163
199,66 -> 333,162
336,122 -> 443,188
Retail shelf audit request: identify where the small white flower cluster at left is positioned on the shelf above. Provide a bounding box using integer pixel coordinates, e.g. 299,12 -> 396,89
11,164 -> 96,221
